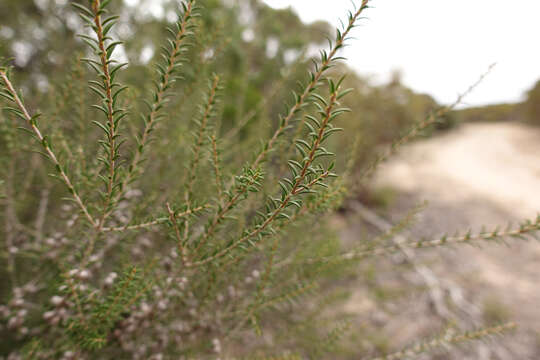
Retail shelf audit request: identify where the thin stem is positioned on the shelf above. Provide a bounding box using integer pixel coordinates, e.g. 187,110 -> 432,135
102,267 -> 137,321
232,236 -> 280,334
193,169 -> 262,253
66,276 -> 86,326
210,134 -> 224,204
185,74 -> 220,202
3,155 -> 18,285
34,188 -> 50,243
101,205 -> 207,232
92,0 -> 120,229
166,203 -> 191,266
370,322 -> 516,360
0,70 -> 96,227
123,0 -> 195,189
361,63 -> 496,179
190,91 -> 339,267
251,0 -> 369,170
181,74 -> 220,249
301,215 -> 540,266
203,0 -> 370,243
223,48 -> 308,140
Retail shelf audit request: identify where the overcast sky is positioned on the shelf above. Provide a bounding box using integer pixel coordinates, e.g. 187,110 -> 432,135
263,0 -> 540,107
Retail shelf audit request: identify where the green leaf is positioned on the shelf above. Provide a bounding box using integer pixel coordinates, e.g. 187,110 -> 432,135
100,0 -> 113,10
109,63 -> 128,82
106,41 -> 123,59
71,3 -> 94,18
92,120 -> 111,137
102,15 -> 120,27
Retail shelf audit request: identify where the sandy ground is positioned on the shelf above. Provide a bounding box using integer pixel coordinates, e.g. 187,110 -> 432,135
348,122 -> 540,359
376,122 -> 540,219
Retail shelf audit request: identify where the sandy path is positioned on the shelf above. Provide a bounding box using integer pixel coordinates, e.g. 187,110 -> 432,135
377,122 -> 540,219
369,122 -> 540,358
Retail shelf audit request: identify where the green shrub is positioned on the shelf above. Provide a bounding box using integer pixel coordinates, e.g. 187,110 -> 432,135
0,1 -> 530,359
454,103 -> 519,124
524,79 -> 540,124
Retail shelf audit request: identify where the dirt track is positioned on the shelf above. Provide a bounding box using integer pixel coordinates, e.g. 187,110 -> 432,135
367,122 -> 540,359
377,122 -> 540,219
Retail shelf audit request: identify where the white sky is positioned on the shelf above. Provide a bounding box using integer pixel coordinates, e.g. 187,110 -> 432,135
263,0 -> 540,107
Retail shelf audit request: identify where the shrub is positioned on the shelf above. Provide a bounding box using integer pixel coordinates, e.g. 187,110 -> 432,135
524,79 -> 540,124
454,103 -> 519,124
0,0 -> 531,359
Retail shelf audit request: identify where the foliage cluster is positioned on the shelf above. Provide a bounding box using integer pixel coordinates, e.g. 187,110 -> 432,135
523,79 -> 540,124
0,0 -> 532,359
454,103 -> 519,124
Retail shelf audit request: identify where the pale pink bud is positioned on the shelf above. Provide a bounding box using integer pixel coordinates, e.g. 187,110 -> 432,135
43,310 -> 55,320
50,296 -> 64,306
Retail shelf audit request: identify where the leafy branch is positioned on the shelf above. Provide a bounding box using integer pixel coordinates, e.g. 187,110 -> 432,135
210,134 -> 224,203
125,0 -> 197,189
101,204 -> 208,232
193,166 -> 264,252
166,202 -> 191,266
369,322 -> 516,360
250,0 -> 369,170
74,0 -> 129,227
66,266 -> 151,350
191,78 -> 350,266
196,0 -> 369,249
0,68 -> 97,227
307,214 -> 540,265
184,74 -> 221,204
